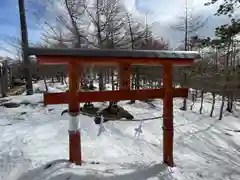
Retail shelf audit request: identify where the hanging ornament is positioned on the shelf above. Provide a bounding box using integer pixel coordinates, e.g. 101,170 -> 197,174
134,119 -> 144,138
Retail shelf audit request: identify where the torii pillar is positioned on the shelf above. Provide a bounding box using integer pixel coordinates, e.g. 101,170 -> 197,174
162,63 -> 174,166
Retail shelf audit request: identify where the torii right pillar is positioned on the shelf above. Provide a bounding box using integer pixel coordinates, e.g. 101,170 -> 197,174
162,62 -> 175,167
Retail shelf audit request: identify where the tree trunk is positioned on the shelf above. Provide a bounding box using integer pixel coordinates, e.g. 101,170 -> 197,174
210,92 -> 216,117
158,79 -> 162,88
98,70 -> 104,91
135,67 -> 140,89
129,73 -> 135,104
190,89 -> 197,110
199,90 -> 204,114
143,76 -> 146,86
131,67 -> 140,104
227,93 -> 233,113
107,68 -> 110,84
104,70 -> 107,85
61,72 -> 64,85
154,81 -> 158,88
131,74 -> 135,90
43,76 -> 48,92
219,38 -> 232,120
150,80 -> 154,89
111,68 -> 115,91
63,74 -> 68,86
219,93 -> 225,120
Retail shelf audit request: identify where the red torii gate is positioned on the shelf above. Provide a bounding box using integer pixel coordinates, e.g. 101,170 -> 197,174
28,48 -> 200,167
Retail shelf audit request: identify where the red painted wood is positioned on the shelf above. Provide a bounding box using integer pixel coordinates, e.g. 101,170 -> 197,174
69,131 -> 81,165
163,63 -> 174,167
36,56 -> 195,66
68,62 -> 80,113
43,88 -> 188,105
68,62 -> 81,165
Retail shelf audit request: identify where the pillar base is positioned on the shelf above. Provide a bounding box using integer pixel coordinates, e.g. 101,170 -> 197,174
69,130 -> 81,165
162,125 -> 174,167
163,160 -> 175,167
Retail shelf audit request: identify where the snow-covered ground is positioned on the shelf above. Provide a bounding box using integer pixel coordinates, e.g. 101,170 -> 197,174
0,81 -> 240,180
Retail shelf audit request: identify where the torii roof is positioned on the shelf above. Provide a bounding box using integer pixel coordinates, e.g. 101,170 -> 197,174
28,48 -> 201,60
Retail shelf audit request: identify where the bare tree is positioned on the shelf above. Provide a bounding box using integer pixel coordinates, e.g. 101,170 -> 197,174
82,0 -> 127,93
214,20 -> 240,119
171,0 -> 207,111
1,36 -> 22,61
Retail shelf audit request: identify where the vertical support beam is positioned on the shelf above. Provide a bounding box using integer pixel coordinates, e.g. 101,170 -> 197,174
162,63 -> 174,167
68,62 -> 81,165
99,66 -> 104,91
119,63 -> 131,90
79,64 -> 83,89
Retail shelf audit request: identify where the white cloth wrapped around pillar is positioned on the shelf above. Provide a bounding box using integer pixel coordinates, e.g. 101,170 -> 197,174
69,116 -> 80,131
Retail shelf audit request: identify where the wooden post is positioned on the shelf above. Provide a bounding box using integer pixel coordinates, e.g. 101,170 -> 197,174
0,60 -> 9,97
68,62 -> 81,165
18,0 -> 33,95
162,63 -> 174,167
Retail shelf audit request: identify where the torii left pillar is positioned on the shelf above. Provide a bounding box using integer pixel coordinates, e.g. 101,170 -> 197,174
68,62 -> 81,165
162,63 -> 174,166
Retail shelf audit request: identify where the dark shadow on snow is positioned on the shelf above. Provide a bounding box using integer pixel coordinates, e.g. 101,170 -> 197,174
16,160 -> 173,180
16,159 -> 70,180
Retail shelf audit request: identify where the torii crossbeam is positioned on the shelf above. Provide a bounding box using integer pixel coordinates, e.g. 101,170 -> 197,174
28,48 -> 200,167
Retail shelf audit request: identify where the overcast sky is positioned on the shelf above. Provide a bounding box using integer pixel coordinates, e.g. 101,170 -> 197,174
0,0 -> 228,57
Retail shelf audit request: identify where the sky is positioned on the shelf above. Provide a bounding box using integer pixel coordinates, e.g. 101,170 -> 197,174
0,0 -> 229,58
130,0 -> 228,47
0,0 -> 44,58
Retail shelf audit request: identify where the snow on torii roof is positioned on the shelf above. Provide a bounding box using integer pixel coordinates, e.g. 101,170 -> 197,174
28,48 -> 201,60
